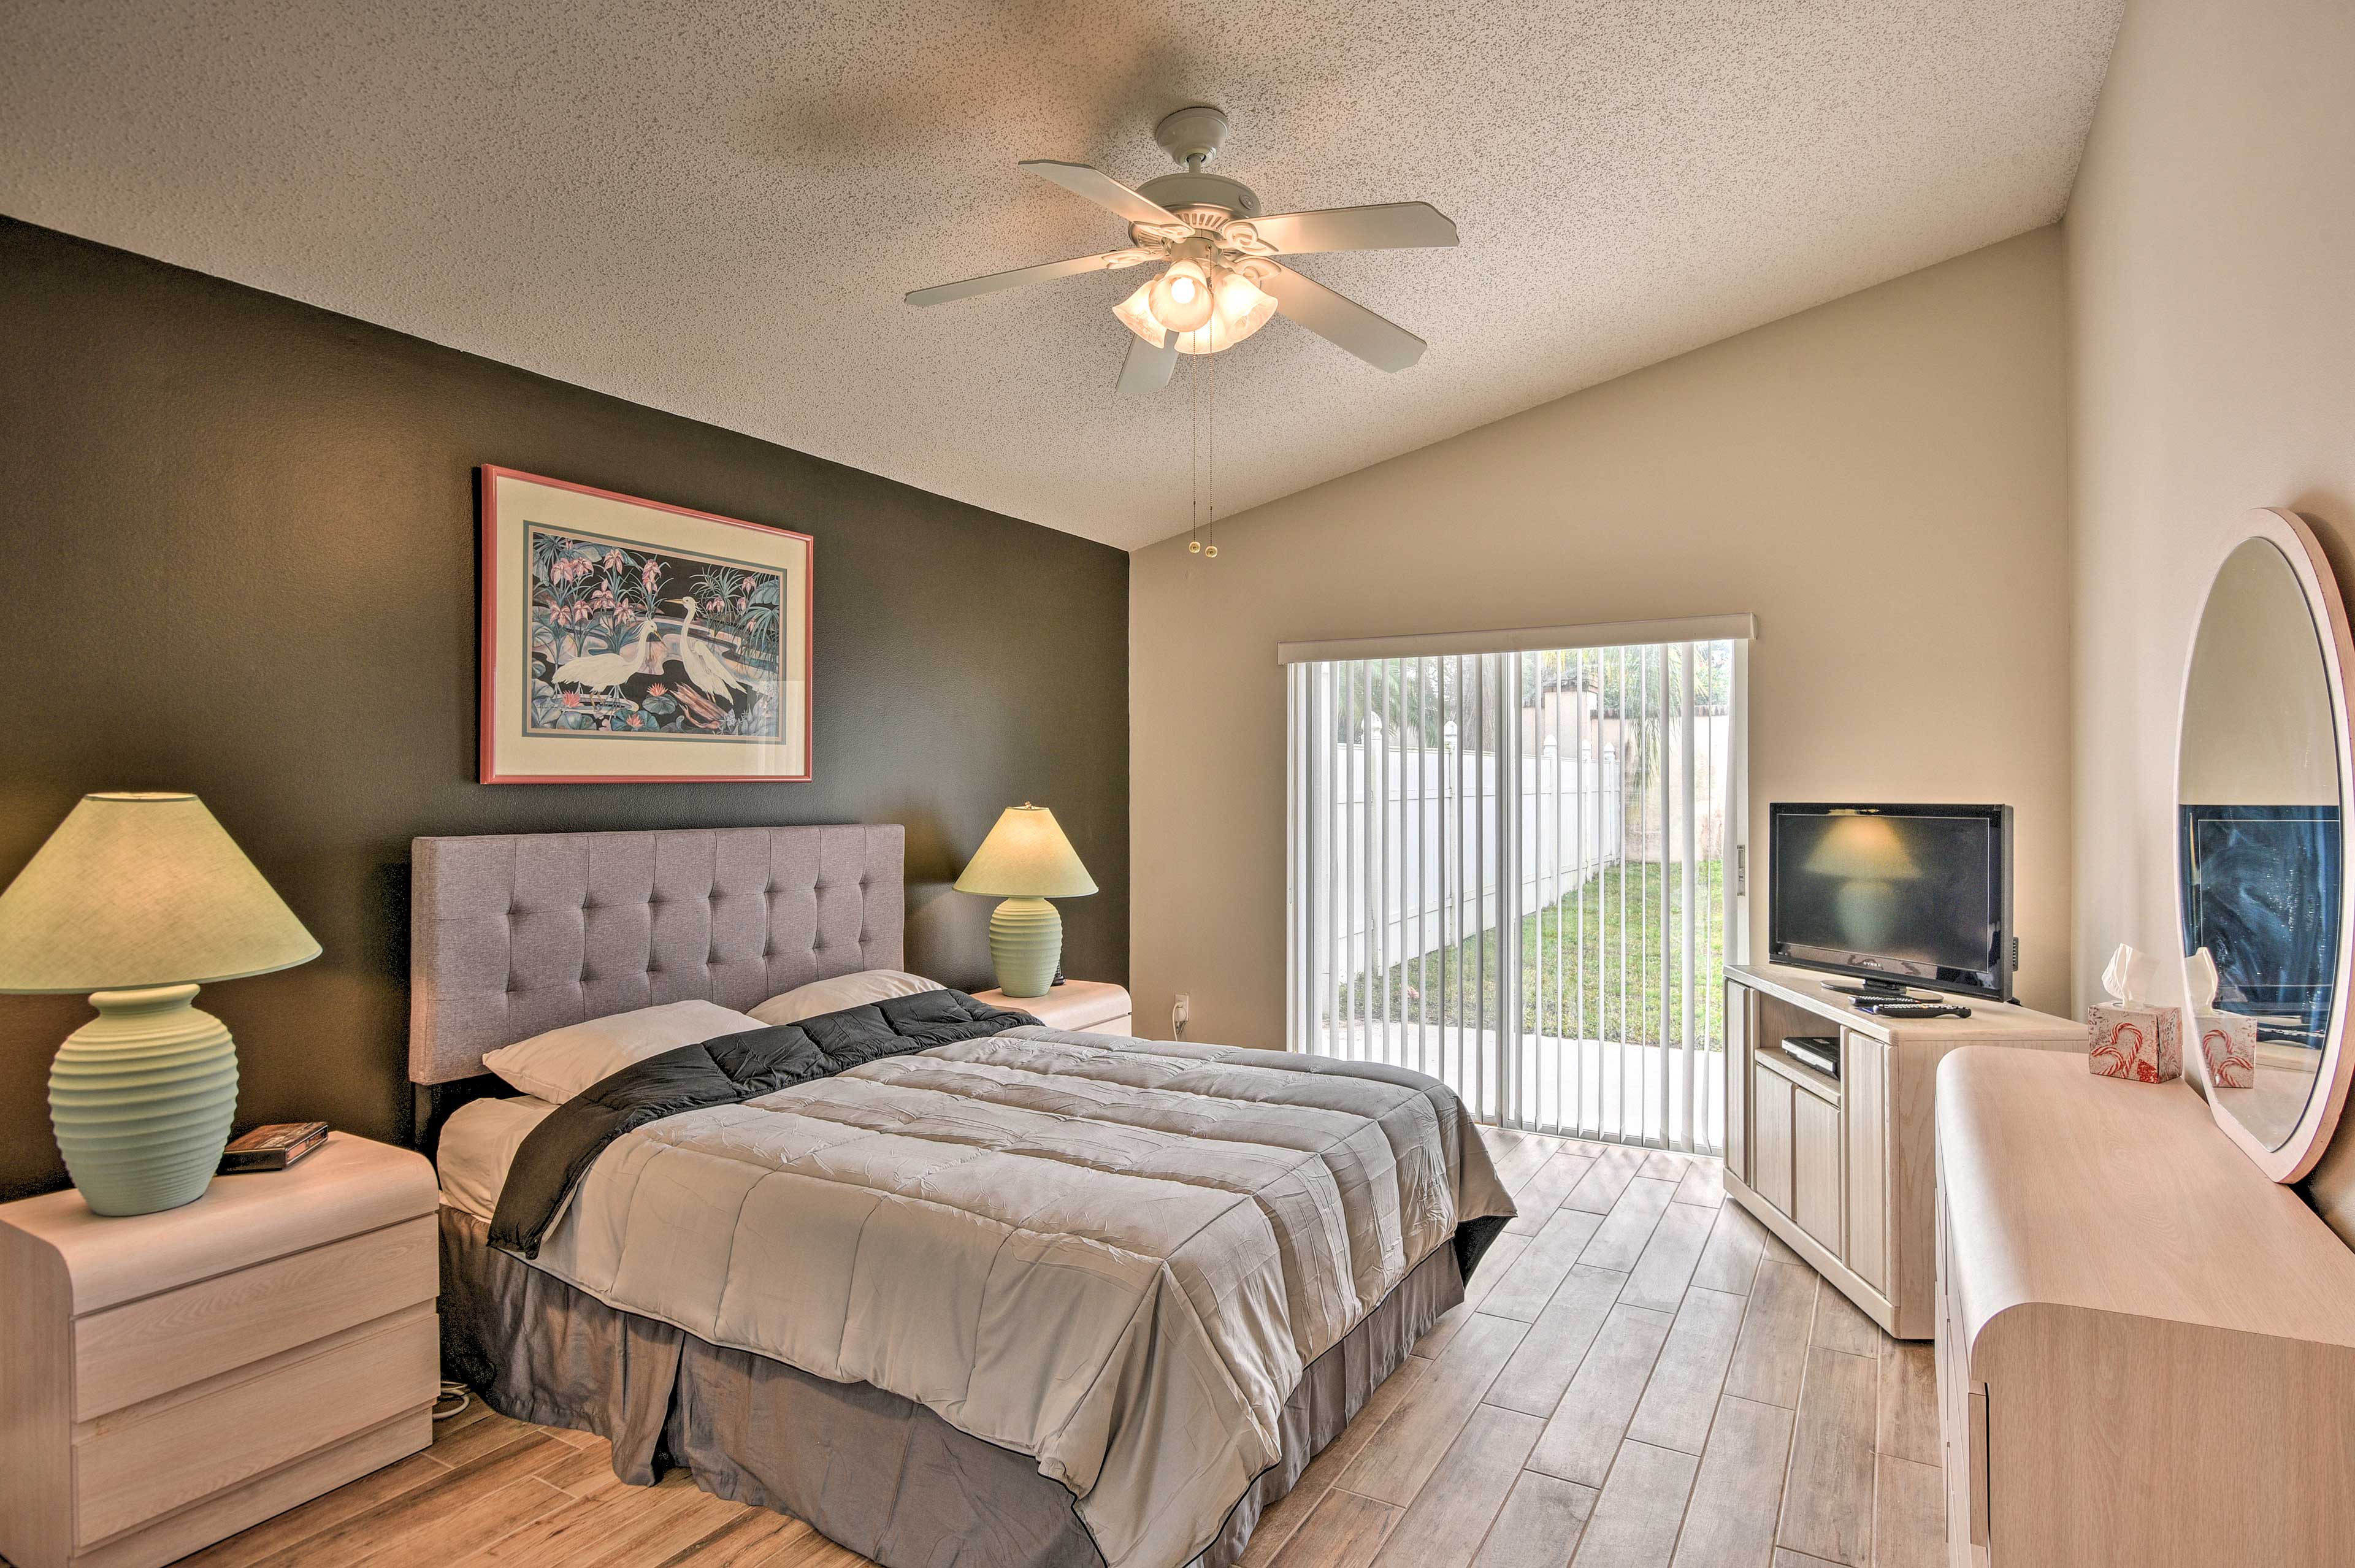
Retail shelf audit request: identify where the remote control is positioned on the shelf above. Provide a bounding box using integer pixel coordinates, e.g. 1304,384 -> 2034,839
1862,1001 -> 1972,1019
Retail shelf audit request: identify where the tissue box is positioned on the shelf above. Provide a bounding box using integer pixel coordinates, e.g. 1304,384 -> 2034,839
2088,1004 -> 2181,1083
2196,1011 -> 2257,1089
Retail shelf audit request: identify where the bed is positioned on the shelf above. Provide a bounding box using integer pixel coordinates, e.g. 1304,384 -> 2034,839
412,824 -> 1513,1568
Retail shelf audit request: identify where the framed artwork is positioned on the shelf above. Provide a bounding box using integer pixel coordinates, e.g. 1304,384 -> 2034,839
478,466 -> 813,783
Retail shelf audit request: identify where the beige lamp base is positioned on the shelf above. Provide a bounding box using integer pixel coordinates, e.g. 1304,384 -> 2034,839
988,897 -> 1063,998
50,983 -> 237,1217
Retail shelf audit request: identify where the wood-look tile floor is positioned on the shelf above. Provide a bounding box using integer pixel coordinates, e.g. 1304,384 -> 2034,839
147,1130 -> 1940,1568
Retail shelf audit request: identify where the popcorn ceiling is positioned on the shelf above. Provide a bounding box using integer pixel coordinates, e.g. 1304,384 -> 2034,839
0,0 -> 2122,550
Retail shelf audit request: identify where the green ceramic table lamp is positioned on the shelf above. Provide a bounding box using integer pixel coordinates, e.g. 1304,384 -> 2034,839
0,793 -> 320,1216
954,803 -> 1096,998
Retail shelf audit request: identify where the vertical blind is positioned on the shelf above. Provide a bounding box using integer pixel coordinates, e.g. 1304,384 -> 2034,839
1284,633 -> 1744,1152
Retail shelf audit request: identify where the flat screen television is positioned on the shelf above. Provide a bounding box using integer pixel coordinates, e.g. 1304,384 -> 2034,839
1769,803 -> 2015,1000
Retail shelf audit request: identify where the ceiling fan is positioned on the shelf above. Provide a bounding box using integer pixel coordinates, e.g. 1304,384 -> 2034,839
906,105 -> 1459,395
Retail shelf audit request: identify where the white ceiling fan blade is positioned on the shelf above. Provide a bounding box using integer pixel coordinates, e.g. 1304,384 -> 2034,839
1258,264 -> 1428,372
905,249 -> 1152,307
1020,159 -> 1184,229
1243,202 -> 1459,254
1116,329 -> 1181,396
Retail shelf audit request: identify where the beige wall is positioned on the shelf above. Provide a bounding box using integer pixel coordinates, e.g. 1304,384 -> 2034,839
2064,0 -> 2355,1231
1130,228 -> 2073,1049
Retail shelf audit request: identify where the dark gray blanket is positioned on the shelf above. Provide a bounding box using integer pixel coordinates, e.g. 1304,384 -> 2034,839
489,988 -> 1036,1258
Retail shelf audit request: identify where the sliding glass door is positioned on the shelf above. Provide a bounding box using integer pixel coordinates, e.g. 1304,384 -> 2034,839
1285,637 -> 1744,1152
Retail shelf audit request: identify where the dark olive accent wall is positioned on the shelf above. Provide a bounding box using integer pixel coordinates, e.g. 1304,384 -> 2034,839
0,217 -> 1128,1202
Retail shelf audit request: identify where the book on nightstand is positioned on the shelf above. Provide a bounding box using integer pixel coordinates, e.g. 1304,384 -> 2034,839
220,1121 -> 330,1172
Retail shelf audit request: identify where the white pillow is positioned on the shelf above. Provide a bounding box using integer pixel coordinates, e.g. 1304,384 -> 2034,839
480,1000 -> 763,1103
748,969 -> 944,1027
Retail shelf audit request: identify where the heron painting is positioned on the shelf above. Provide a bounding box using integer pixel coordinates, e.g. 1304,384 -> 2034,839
479,467 -> 811,783
524,528 -> 786,738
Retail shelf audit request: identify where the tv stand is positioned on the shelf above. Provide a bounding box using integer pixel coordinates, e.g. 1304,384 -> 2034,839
1723,962 -> 2081,1337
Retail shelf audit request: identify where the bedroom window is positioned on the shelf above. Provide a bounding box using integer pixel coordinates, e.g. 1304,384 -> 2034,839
1284,619 -> 1750,1152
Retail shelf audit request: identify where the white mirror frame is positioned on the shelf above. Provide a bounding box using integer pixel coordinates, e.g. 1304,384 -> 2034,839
2175,507 -> 2355,1183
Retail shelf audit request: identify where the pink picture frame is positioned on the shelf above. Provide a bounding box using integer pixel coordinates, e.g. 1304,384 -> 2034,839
478,466 -> 814,784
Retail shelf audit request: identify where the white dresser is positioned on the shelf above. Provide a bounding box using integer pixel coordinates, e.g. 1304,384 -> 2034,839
0,1134 -> 440,1568
1934,1048 -> 2355,1566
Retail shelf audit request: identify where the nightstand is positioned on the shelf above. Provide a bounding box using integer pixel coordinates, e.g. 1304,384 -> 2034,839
975,979 -> 1133,1036
0,1133 -> 440,1568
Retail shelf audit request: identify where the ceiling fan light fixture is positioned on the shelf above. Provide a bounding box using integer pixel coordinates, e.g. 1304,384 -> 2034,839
1115,264 -> 1277,355
1146,260 -> 1216,333
1181,267 -> 1277,355
1112,278 -> 1166,345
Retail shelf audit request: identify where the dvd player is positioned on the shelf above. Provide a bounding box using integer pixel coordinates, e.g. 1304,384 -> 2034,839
1779,1034 -> 1842,1079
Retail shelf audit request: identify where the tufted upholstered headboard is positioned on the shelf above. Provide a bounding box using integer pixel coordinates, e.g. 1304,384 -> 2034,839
408,824 -> 904,1086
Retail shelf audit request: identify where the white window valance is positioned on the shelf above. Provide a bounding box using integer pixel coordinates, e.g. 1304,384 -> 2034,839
1275,613 -> 1756,666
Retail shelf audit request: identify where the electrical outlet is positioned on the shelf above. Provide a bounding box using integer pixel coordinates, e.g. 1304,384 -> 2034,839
1171,993 -> 1191,1038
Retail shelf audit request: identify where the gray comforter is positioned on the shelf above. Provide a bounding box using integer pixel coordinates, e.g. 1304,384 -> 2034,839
516,1025 -> 1515,1568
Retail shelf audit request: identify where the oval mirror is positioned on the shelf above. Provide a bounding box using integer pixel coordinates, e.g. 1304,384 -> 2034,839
2175,508 -> 2355,1182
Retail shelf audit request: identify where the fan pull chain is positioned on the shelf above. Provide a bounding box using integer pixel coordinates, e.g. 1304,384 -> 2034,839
1205,332 -> 1218,559
1179,324 -> 1222,563
1188,345 -> 1201,554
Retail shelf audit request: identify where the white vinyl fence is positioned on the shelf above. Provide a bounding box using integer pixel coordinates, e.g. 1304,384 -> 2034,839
1317,738 -> 1624,981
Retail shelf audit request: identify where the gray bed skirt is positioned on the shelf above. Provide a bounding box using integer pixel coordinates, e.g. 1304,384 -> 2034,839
438,1206 -> 1468,1568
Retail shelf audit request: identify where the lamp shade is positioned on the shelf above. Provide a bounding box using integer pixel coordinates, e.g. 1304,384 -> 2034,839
0,793 -> 320,993
953,805 -> 1097,899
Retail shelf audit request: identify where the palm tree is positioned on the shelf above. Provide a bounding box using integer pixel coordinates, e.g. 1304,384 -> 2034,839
1330,657 -> 1488,748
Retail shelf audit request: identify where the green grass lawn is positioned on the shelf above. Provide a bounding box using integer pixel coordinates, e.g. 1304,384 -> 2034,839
1340,859 -> 1725,1049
